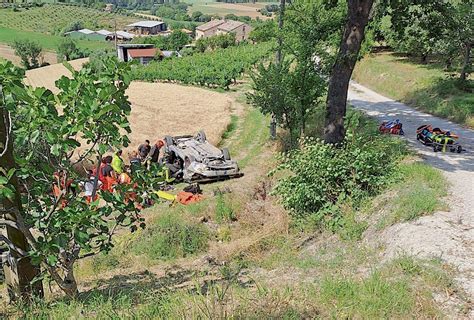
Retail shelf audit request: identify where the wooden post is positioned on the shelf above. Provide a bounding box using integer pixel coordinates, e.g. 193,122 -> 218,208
0,85 -> 43,301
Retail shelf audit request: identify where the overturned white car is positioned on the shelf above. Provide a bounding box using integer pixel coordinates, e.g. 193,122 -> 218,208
163,131 -> 243,182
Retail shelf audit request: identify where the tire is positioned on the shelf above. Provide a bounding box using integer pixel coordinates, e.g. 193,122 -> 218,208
457,145 -> 462,153
184,155 -> 195,168
222,148 -> 231,160
164,136 -> 174,147
196,130 -> 207,143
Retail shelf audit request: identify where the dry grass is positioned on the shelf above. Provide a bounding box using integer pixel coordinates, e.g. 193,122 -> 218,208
24,58 -> 88,92
189,2 -> 273,20
127,81 -> 233,147
0,43 -> 57,66
24,59 -> 234,153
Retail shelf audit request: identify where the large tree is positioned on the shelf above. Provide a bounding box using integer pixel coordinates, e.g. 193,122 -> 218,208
324,0 -> 374,144
1,57 -> 159,299
11,40 -> 43,70
0,62 -> 43,301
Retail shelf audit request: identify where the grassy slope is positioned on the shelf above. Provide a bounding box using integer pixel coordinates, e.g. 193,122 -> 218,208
353,52 -> 474,127
0,4 -> 134,52
0,4 -> 136,33
0,27 -> 111,51
2,83 -> 463,318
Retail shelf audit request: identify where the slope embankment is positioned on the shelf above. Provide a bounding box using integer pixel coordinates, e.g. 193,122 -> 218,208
349,82 -> 474,311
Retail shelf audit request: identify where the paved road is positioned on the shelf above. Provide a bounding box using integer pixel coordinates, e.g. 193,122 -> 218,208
348,82 -> 474,309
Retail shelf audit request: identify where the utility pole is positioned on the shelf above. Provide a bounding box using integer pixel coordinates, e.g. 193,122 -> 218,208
0,85 -> 43,301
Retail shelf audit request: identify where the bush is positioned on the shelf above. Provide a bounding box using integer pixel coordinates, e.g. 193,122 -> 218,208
215,194 -> 236,223
273,114 -> 407,228
132,213 -> 209,260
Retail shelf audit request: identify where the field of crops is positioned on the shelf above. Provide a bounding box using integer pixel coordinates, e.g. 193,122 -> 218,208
133,43 -> 272,89
188,1 -> 276,19
0,4 -> 137,34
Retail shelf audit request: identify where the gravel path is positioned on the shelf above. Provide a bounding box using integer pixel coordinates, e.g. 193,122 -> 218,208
348,82 -> 474,309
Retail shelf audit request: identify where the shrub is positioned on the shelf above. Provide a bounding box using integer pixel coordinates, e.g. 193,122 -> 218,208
273,119 -> 406,228
132,213 -> 208,260
215,194 -> 236,223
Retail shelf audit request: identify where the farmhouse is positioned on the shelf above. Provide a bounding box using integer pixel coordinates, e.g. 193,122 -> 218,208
196,20 -> 252,42
116,43 -> 162,64
217,21 -> 252,42
195,19 -> 225,40
126,21 -> 167,35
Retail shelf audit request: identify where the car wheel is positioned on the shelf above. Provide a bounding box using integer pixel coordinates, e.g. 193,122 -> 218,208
184,155 -> 196,168
196,130 -> 207,143
164,136 -> 174,148
222,148 -> 231,160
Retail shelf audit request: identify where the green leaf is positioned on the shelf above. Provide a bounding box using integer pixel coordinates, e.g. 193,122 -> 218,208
0,176 -> 8,185
46,255 -> 58,266
50,144 -> 61,156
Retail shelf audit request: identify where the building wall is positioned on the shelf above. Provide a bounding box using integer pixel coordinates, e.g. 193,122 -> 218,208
132,24 -> 166,35
196,26 -> 219,40
217,24 -> 252,42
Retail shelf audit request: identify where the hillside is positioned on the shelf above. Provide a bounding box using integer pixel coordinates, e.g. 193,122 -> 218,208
188,1 -> 276,19
0,4 -> 137,34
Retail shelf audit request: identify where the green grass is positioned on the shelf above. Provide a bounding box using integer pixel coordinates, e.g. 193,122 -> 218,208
353,52 -> 474,127
0,4 -> 137,34
12,243 -> 455,319
215,193 -> 236,223
377,161 -> 448,229
131,212 -> 209,261
0,27 -> 112,51
220,114 -> 238,141
226,101 -> 269,169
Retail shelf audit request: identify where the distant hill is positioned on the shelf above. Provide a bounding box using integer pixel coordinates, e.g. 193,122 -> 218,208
0,4 -> 138,35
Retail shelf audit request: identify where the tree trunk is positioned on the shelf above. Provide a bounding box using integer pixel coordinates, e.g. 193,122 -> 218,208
461,43 -> 472,81
58,269 -> 79,298
420,53 -> 428,64
324,0 -> 374,144
0,87 -> 43,301
276,0 -> 286,64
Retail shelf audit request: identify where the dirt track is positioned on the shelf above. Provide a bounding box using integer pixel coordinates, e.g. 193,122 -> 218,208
24,59 -> 234,153
349,82 -> 474,317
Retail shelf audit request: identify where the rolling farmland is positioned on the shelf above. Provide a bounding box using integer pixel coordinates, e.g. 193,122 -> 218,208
0,4 -> 137,34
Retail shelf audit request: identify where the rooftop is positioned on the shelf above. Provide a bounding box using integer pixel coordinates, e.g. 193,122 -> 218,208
127,21 -> 165,28
117,43 -> 154,49
96,29 -> 112,36
218,21 -> 246,32
162,50 -> 182,58
77,28 -> 95,34
128,48 -> 160,58
196,19 -> 225,32
116,31 -> 135,39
